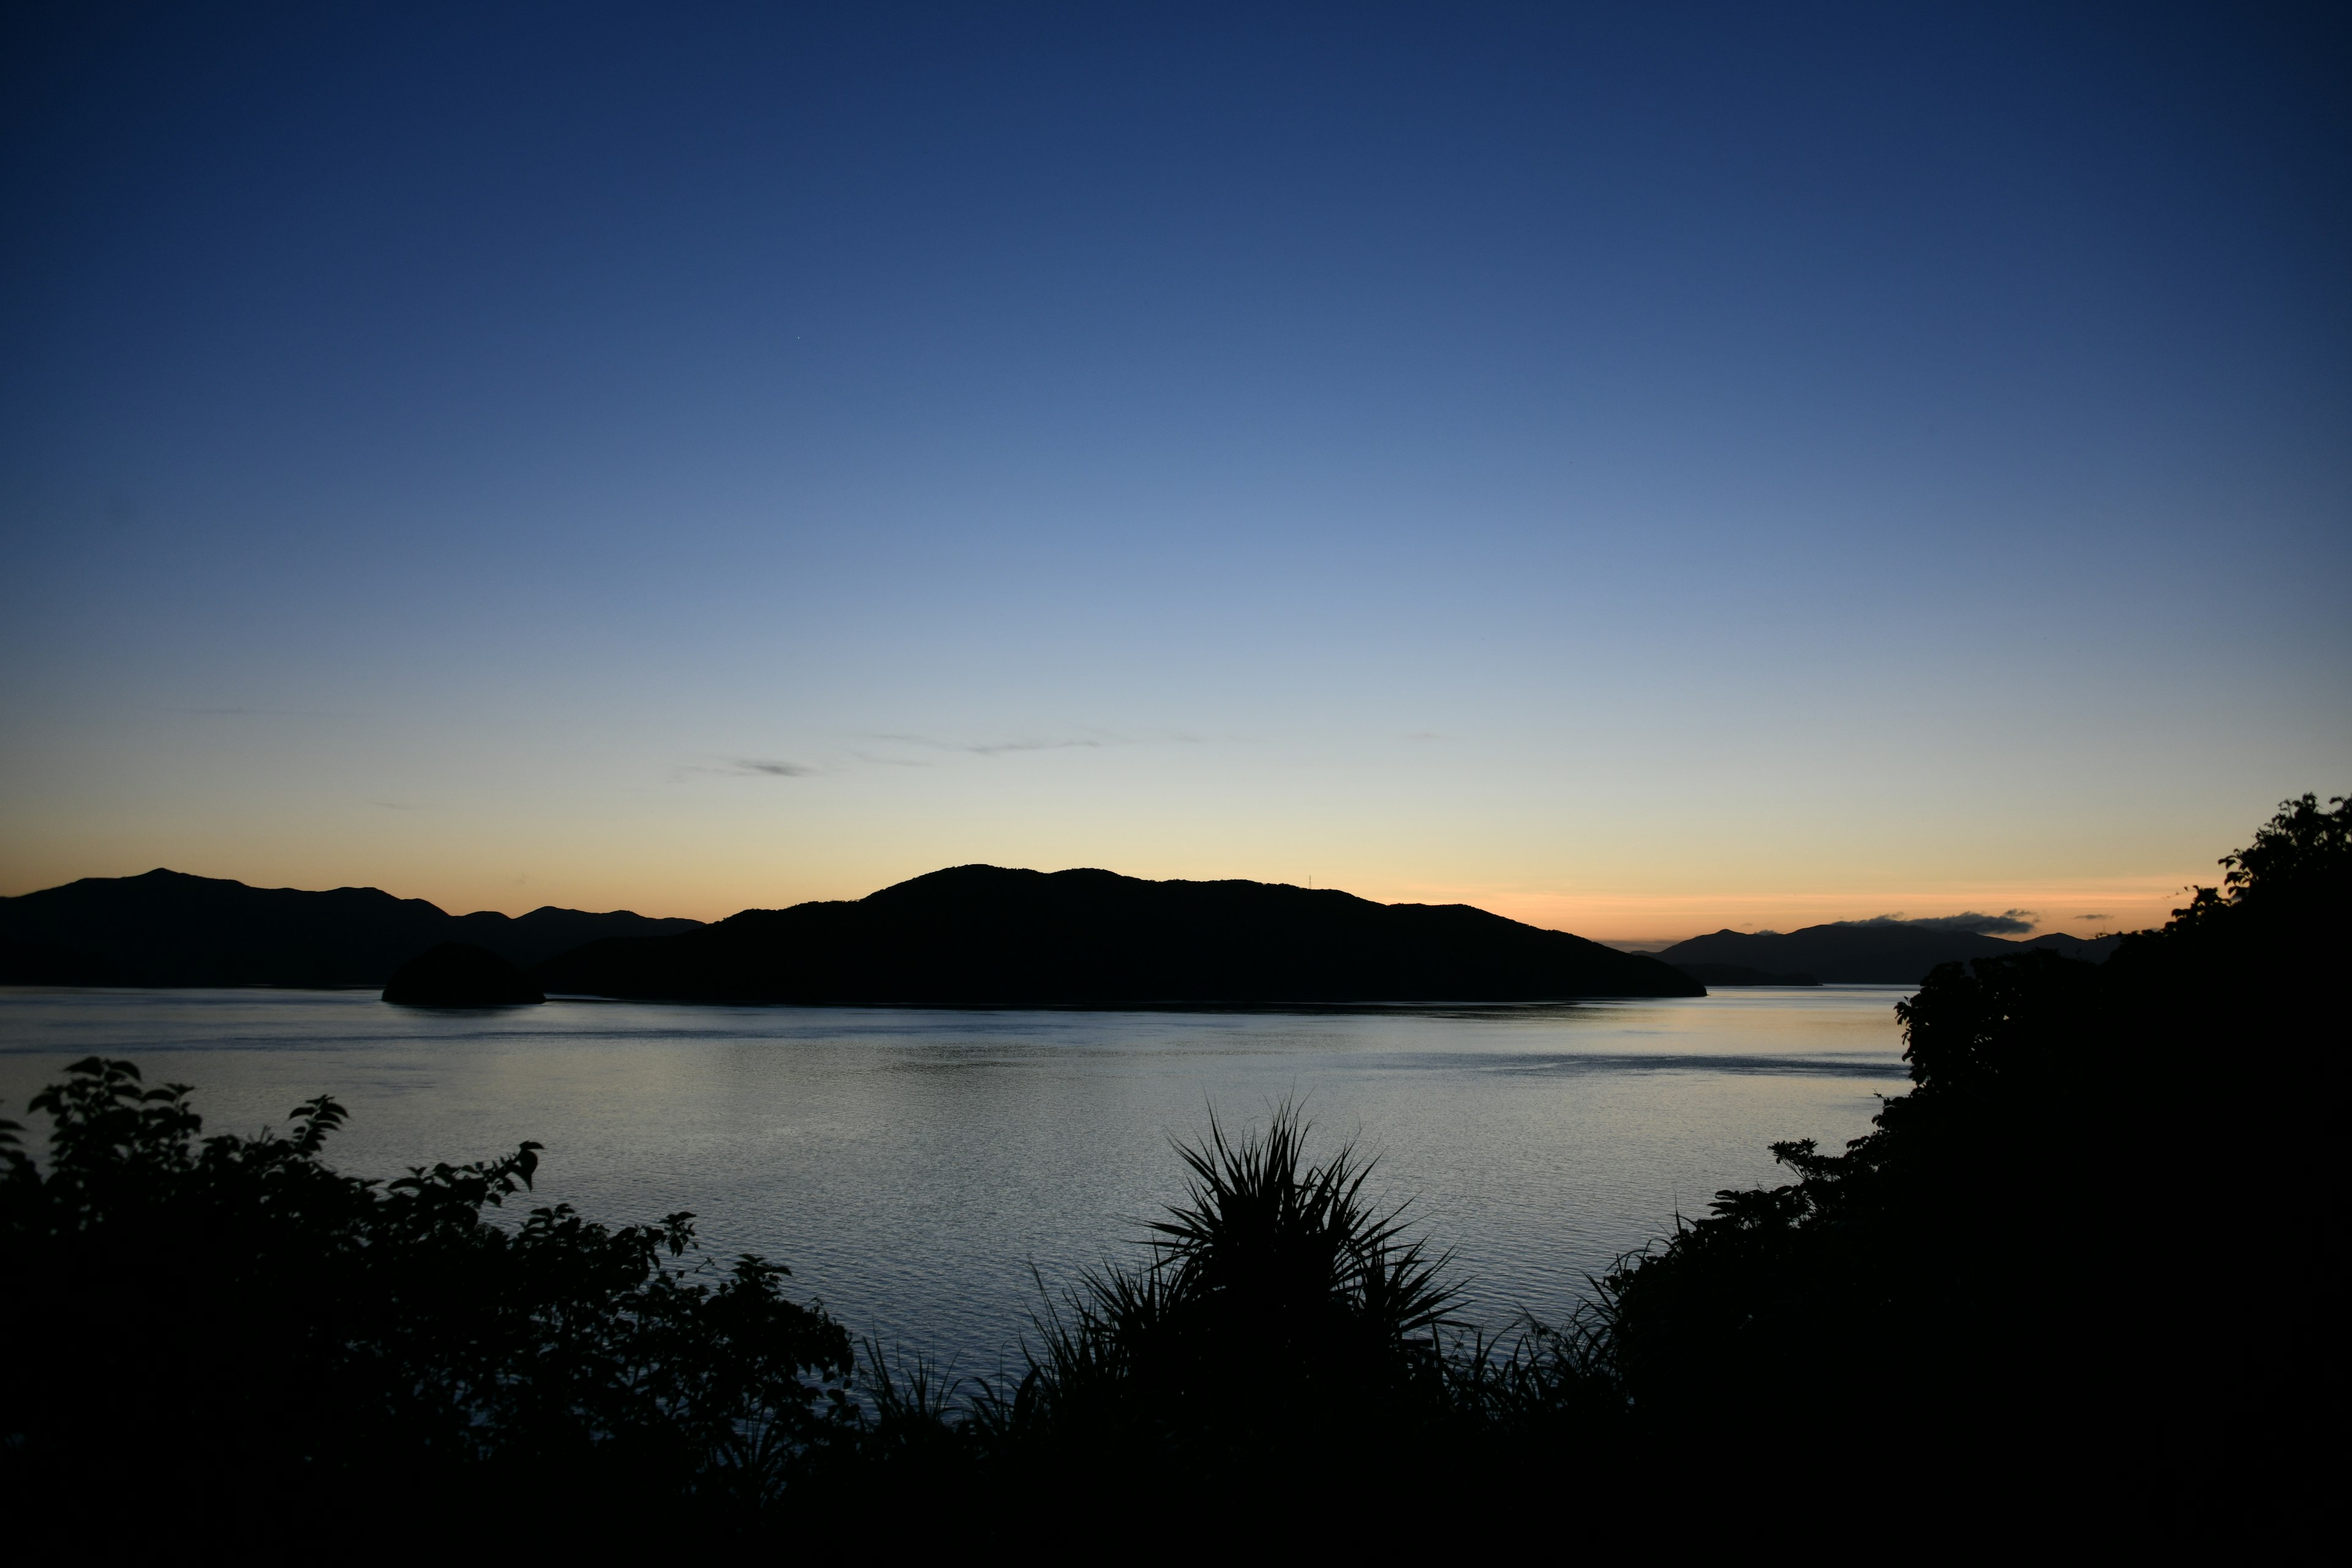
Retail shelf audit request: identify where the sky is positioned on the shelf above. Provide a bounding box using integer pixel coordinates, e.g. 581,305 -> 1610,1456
2,2 -> 2346,941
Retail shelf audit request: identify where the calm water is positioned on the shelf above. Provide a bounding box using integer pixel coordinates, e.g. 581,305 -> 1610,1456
0,986 -> 1910,1377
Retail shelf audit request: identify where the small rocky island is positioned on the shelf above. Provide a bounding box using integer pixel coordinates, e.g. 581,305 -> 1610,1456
1670,961 -> 1822,987
382,942 -> 545,1006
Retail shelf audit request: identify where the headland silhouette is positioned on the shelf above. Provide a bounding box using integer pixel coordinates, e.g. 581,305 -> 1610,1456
533,864 -> 1702,1004
0,867 -> 697,989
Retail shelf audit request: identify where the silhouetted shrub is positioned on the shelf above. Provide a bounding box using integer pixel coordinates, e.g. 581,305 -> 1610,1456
837,1105 -> 1635,1533
1590,791 -> 2347,1501
0,1058 -> 852,1540
979,1107 -> 1458,1468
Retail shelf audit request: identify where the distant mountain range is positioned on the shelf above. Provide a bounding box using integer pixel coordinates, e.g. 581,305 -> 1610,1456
1,864 -> 2110,1001
1659,922 -> 2125,985
0,869 -> 701,989
535,865 -> 1700,1004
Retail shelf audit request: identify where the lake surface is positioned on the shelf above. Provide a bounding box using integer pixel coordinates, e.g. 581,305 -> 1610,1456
0,986 -> 1911,1379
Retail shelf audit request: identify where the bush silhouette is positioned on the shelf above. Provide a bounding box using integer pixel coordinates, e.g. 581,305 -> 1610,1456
845,1104 -> 1634,1533
1588,790 -> 2346,1503
979,1107 -> 1458,1471
0,1059 -> 852,1540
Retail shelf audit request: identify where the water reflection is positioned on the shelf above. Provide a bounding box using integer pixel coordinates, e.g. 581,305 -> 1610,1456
0,985 -> 1910,1370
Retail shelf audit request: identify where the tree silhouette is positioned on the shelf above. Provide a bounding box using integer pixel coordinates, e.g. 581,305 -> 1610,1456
1,1058 -> 852,1542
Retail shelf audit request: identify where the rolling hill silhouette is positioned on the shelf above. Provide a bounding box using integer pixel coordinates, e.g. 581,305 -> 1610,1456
1660,922 -> 2124,984
533,864 -> 1701,1005
0,869 -> 701,988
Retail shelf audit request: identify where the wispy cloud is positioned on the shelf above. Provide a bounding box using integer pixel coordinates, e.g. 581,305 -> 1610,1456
2076,913 -> 2110,922
1833,909 -> 2038,936
684,729 -> 1182,780
868,731 -> 1123,758
969,737 -> 1104,756
676,758 -> 821,780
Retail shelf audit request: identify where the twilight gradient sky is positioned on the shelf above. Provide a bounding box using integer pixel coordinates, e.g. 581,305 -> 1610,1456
2,3 -> 2346,940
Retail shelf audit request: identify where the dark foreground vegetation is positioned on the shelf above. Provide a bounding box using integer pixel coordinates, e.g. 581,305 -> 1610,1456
5,794 -> 2340,1538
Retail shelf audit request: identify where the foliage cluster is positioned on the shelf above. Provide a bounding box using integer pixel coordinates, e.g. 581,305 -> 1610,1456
0,1061 -> 852,1540
1001,1108 -> 1460,1452
824,1104 -> 1636,1527
1588,791 -> 2344,1486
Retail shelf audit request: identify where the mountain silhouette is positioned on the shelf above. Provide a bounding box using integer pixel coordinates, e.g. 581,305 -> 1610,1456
0,869 -> 701,989
533,864 -> 1702,1005
1660,922 -> 2125,984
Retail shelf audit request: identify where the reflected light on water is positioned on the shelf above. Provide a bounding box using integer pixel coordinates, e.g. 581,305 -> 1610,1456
0,986 -> 1911,1372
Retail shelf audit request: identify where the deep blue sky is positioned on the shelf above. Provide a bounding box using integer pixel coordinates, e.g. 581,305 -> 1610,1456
3,2 -> 2346,935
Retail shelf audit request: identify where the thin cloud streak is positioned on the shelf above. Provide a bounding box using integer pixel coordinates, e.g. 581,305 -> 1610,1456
674,760 -> 822,780
867,732 -> 1127,758
1833,910 -> 2039,936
